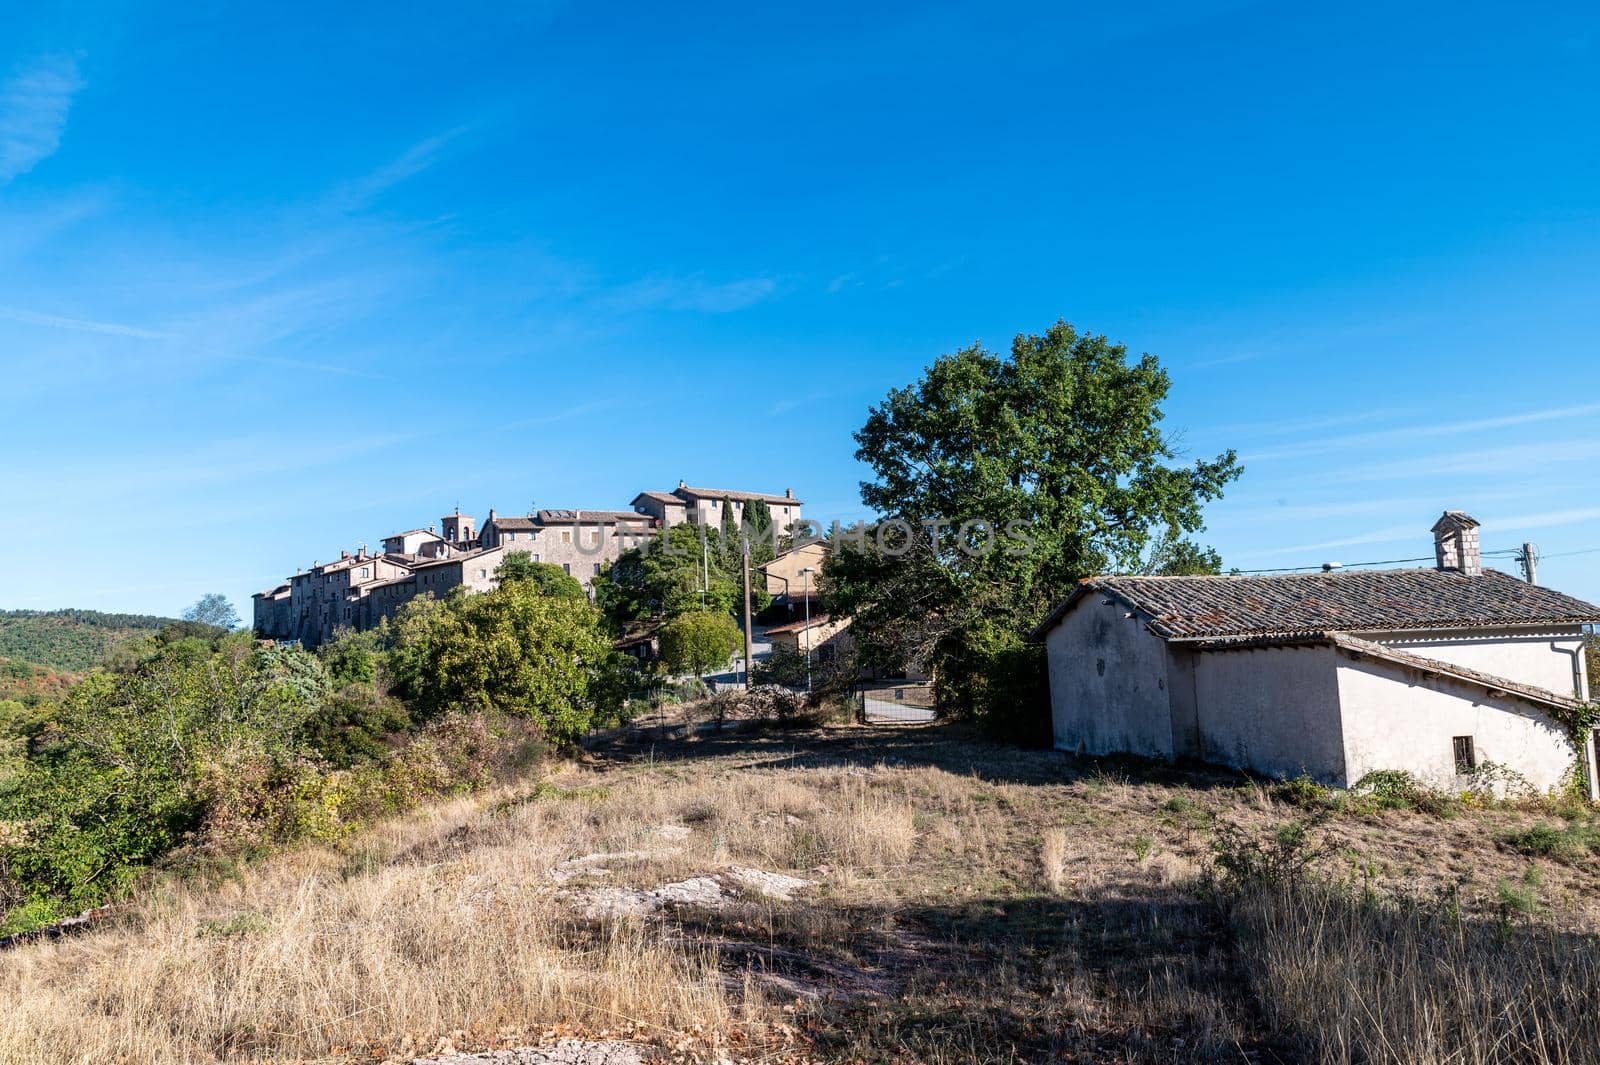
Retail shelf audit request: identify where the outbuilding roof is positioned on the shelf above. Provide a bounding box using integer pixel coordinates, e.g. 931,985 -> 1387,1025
1033,568 -> 1600,641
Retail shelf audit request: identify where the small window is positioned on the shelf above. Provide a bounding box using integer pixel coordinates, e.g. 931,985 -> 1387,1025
562,563 -> 571,575
478,569 -> 487,579
562,531 -> 572,544
592,563 -> 601,575
1453,736 -> 1476,774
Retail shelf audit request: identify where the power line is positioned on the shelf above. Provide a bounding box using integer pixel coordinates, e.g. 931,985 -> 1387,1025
1233,542 -> 1595,576
1231,555 -> 1434,575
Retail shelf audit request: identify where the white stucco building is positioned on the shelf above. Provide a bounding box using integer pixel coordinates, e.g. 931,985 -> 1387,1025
1034,513 -> 1599,797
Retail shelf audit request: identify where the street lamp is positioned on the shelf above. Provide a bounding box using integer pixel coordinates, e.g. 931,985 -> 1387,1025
800,566 -> 817,693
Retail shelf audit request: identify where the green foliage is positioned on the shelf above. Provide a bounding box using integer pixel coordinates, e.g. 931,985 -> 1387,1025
495,554 -> 587,598
1144,533 -> 1224,575
317,628 -> 382,688
1501,820 -> 1600,864
183,593 -> 241,631
299,685 -> 410,768
833,320 -> 1240,732
1211,818 -> 1324,892
1352,770 -> 1454,816
943,622 -> 1050,745
752,644 -> 810,689
593,523 -> 748,627
385,582 -> 614,743
0,641 -> 327,915
1494,867 -> 1542,916
1275,773 -> 1338,810
659,611 -> 742,678
0,609 -> 175,673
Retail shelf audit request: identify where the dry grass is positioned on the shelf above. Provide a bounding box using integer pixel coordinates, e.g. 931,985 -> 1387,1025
1233,882 -> 1600,1065
2,719 -> 1598,1063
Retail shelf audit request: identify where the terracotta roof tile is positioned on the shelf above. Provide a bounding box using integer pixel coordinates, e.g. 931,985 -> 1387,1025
1035,568 -> 1600,640
674,486 -> 802,506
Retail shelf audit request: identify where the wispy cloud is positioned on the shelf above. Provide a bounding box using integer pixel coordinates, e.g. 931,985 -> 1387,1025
1245,402 -> 1600,462
0,306 -> 172,340
1258,505 -> 1600,559
329,125 -> 474,212
604,274 -> 778,314
1484,507 -> 1600,534
1311,439 -> 1596,486
0,55 -> 83,184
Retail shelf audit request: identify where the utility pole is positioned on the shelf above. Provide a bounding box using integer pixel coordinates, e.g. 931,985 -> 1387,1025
741,539 -> 755,689
701,532 -> 709,608
801,566 -> 816,694
1520,542 -> 1538,585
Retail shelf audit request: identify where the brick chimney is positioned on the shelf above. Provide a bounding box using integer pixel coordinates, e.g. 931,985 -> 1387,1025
1432,511 -> 1481,576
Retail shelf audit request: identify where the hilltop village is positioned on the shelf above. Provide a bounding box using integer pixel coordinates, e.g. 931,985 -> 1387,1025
252,482 -> 803,647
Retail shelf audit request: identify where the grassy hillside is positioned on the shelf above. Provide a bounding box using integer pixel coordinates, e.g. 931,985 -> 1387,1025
2,715 -> 1597,1063
0,609 -> 175,673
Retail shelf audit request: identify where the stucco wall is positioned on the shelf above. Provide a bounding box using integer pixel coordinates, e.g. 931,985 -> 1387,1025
1047,597 -> 1173,759
1336,654 -> 1576,793
1366,628 -> 1587,698
1189,645 -> 1347,783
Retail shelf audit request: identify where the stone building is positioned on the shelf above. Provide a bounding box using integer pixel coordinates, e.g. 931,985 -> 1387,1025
255,483 -> 800,648
1035,511 -> 1600,799
630,482 -> 802,533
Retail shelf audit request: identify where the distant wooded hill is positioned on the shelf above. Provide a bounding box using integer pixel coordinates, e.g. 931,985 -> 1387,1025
0,609 -> 177,673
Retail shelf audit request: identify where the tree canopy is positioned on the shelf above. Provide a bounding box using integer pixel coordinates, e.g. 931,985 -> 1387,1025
658,611 -> 742,679
183,594 -> 240,631
385,582 -> 613,742
828,320 -> 1240,731
494,553 -> 587,599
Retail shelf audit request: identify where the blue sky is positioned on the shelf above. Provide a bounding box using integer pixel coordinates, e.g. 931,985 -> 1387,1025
2,0 -> 1598,618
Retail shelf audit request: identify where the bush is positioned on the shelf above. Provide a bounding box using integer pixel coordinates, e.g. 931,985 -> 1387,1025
923,617 -> 1049,743
1502,820 -> 1600,864
1210,817 -> 1324,893
658,611 -> 741,679
1352,769 -> 1454,817
386,583 -> 616,744
1274,773 -> 1337,810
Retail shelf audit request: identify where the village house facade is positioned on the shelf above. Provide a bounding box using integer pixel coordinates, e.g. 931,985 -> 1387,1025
254,484 -> 802,648
1035,512 -> 1600,799
630,481 -> 802,533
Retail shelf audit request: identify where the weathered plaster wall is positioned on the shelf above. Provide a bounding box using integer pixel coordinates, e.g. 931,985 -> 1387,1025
1190,645 -> 1347,783
1047,598 -> 1173,759
1365,628 -> 1588,698
1336,655 -> 1576,793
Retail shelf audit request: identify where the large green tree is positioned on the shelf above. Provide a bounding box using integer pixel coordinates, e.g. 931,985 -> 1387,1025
385,583 -> 614,742
829,320 -> 1240,729
594,523 -> 745,627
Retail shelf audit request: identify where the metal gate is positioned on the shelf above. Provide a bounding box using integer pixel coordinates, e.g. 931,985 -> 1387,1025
857,684 -> 936,724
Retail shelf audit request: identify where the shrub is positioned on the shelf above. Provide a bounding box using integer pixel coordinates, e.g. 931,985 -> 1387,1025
1352,769 -> 1454,816
386,583 -> 615,743
659,611 -> 742,680
1211,817 -> 1323,892
1502,820 -> 1600,864
1274,773 -> 1336,810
